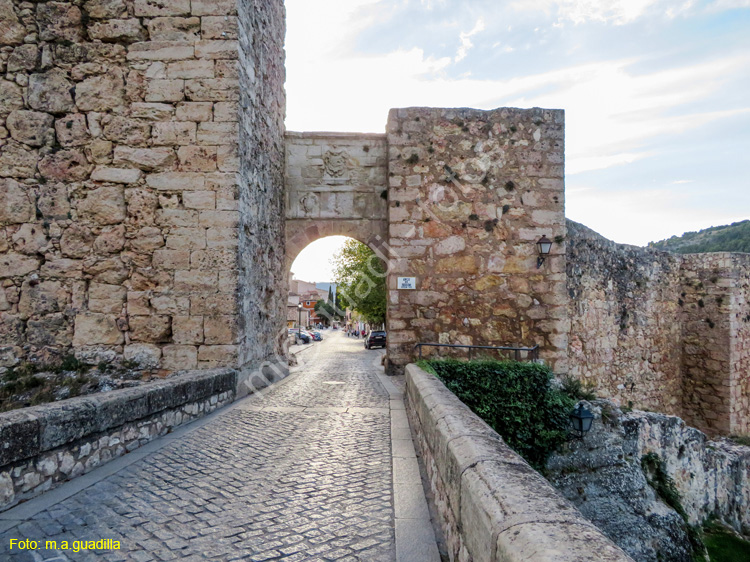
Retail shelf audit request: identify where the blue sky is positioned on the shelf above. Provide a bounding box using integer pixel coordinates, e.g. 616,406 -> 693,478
285,0 -> 750,280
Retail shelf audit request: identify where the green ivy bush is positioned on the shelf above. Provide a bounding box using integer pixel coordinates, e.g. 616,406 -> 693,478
421,359 -> 575,471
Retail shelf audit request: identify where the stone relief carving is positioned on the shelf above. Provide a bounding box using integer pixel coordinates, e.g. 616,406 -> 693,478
323,147 -> 349,182
298,193 -> 319,216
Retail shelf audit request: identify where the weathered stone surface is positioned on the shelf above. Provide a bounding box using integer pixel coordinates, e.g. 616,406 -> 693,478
128,316 -> 171,343
77,185 -> 126,225
151,121 -> 196,145
0,141 -> 38,178
12,224 -> 48,255
84,0 -> 127,19
28,70 -> 75,114
134,0 -> 191,17
61,224 -> 94,259
175,101 -> 213,122
0,0 -> 26,45
0,253 -> 40,278
201,16 -> 239,40
55,114 -> 90,147
37,2 -> 83,42
102,116 -> 151,145
123,343 -> 161,368
161,344 -> 198,370
19,279 -> 66,318
112,146 -> 175,171
7,111 -> 53,147
127,41 -> 193,61
145,79 -> 184,102
129,227 -> 164,253
0,80 -> 23,114
88,19 -> 145,43
129,102 -> 173,121
147,17 -> 200,41
75,70 -> 126,112
37,184 -> 71,220
94,225 -> 126,254
73,313 -> 123,346
0,179 -> 34,224
39,149 -> 91,182
7,45 -> 38,73
91,167 -> 142,184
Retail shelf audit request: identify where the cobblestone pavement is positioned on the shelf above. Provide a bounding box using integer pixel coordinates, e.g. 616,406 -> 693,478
0,332 -> 397,561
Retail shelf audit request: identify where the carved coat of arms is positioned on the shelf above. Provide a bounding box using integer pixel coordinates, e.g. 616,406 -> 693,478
323,147 -> 349,180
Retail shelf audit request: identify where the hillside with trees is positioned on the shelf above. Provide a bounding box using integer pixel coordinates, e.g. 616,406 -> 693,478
648,220 -> 750,254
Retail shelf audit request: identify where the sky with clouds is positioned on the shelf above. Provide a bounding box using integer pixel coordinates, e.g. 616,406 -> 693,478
286,0 -> 750,282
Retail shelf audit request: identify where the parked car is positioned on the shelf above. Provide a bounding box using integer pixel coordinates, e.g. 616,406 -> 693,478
309,330 -> 322,341
288,328 -> 310,344
364,330 -> 387,349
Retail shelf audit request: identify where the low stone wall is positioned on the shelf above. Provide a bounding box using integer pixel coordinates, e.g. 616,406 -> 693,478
0,367 -> 236,512
404,364 -> 633,562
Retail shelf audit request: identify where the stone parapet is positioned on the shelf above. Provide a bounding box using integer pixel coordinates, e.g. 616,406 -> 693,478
405,363 -> 633,562
0,368 -> 236,512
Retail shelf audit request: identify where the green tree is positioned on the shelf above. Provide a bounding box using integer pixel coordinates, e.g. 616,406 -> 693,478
332,239 -> 387,325
314,299 -> 343,326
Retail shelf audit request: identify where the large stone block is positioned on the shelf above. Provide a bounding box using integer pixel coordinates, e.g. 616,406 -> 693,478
0,80 -> 23,113
147,17 -> 200,41
55,114 -> 90,147
39,149 -> 91,182
162,344 -> 198,370
0,141 -> 39,178
84,0 -> 127,19
129,315 -> 171,342
75,70 -> 126,112
77,185 -> 126,225
134,0 -> 191,17
6,111 -> 54,147
0,253 -> 40,278
0,410 -> 40,466
0,0 -> 26,45
37,2 -> 83,42
88,18 -> 145,43
0,179 -> 34,224
28,70 -> 75,114
113,146 -> 175,171
73,313 -> 124,346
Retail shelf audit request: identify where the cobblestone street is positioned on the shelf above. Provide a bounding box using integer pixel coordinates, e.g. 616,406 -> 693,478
0,332 -> 435,561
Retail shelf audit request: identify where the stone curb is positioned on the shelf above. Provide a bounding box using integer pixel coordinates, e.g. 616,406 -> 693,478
405,364 -> 634,562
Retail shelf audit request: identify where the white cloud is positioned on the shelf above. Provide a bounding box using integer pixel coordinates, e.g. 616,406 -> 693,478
456,18 -> 486,62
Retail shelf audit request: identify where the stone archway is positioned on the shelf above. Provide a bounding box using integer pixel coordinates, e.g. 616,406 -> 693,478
284,130 -> 389,269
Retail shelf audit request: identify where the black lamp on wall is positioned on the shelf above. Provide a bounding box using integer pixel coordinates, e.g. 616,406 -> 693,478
536,235 -> 553,268
569,404 -> 595,440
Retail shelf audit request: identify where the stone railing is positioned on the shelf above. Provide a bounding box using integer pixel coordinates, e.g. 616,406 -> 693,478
405,364 -> 633,562
0,368 -> 236,512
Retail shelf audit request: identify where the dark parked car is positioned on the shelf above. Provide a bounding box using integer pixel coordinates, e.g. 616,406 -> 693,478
288,328 -> 310,344
364,331 -> 387,349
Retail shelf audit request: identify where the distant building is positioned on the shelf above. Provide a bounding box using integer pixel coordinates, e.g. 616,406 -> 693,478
289,276 -> 329,327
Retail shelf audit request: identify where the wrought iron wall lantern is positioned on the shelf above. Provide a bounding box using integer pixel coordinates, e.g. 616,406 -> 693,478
568,404 -> 595,440
536,235 -> 553,268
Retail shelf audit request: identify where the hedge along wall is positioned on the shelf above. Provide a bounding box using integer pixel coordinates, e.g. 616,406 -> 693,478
404,364 -> 633,562
0,368 -> 236,512
0,0 -> 287,376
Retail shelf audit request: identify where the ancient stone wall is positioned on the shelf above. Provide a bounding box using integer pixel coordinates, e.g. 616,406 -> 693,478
285,132 -> 388,267
566,220 -> 684,415
567,222 -> 750,435
0,0 -> 286,376
235,0 -> 287,393
680,253 -> 750,435
385,107 -> 568,373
